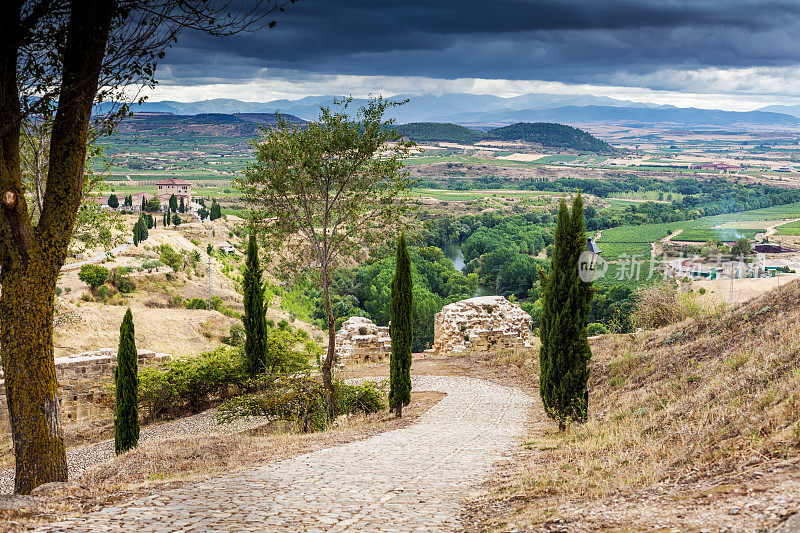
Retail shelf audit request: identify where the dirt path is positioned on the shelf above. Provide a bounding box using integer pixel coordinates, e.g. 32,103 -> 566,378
40,376 -> 533,532
764,218 -> 800,240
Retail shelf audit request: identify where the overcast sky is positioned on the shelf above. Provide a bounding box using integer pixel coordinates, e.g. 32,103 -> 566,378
146,0 -> 800,110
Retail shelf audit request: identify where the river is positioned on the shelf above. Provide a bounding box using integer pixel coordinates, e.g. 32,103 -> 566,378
442,243 -> 495,297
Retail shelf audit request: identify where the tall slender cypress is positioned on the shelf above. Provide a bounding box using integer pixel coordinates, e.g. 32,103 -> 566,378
389,232 -> 413,417
242,232 -> 268,375
115,308 -> 139,454
539,192 -> 593,430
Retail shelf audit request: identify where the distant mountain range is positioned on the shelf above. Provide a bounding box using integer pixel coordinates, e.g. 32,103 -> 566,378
757,104 -> 800,119
112,92 -> 800,127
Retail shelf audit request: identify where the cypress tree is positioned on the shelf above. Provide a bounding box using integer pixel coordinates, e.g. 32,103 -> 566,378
242,232 -> 267,375
389,232 -> 413,417
108,194 -> 118,209
141,196 -> 146,212
179,196 -> 185,213
169,194 -> 177,213
539,192 -> 593,430
114,308 -> 139,455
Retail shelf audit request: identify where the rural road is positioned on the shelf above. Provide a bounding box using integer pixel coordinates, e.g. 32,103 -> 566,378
60,241 -> 132,272
41,375 -> 534,532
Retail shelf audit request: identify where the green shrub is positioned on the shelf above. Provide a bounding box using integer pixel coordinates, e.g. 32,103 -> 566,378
336,380 -> 387,414
217,377 -> 386,432
223,323 -> 246,347
109,267 -> 136,293
586,322 -> 609,336
141,259 -> 164,272
277,319 -> 289,330
79,264 -> 109,290
185,297 -> 207,309
138,348 -> 251,420
158,244 -> 182,271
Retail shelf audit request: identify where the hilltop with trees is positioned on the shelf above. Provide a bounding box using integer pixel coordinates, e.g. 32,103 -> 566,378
397,121 -> 614,153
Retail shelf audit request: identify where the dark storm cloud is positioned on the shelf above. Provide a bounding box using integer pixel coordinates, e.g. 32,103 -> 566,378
158,0 -> 800,85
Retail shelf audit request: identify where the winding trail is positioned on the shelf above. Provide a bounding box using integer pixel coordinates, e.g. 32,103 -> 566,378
42,376 -> 533,532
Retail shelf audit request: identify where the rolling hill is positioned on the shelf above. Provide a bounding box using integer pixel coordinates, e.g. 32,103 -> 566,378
486,122 -> 614,153
398,122 -> 485,144
114,112 -> 305,137
398,121 -> 614,153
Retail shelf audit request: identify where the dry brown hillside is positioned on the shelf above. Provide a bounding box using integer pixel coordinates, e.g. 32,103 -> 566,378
469,279 -> 800,532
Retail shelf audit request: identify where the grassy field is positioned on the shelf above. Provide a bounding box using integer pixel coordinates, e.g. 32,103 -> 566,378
775,219 -> 800,235
675,227 -> 760,242
599,201 -> 800,260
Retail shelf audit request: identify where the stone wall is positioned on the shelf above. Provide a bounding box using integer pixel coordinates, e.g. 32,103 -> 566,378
0,348 -> 170,435
334,316 -> 391,365
430,296 -> 534,356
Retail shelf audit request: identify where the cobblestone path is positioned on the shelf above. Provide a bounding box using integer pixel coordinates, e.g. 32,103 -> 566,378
42,376 -> 533,532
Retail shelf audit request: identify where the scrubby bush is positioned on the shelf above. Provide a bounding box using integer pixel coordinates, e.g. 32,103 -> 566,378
141,259 -> 164,272
136,333 -> 316,420
217,376 -> 386,432
223,324 -> 246,347
158,244 -> 182,271
79,264 -> 109,290
138,348 -> 251,420
185,297 -> 208,309
109,267 -> 136,293
586,322 -> 609,336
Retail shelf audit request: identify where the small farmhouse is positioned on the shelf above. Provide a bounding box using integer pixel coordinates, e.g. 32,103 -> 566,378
156,177 -> 193,205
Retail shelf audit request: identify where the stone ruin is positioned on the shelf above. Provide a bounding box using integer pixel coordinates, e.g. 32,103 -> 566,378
334,316 -> 391,365
430,295 -> 534,356
0,348 -> 170,437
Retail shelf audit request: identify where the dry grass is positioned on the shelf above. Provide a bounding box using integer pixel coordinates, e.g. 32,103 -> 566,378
467,279 -> 800,531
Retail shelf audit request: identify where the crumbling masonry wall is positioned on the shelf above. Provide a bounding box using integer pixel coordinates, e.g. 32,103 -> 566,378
334,316 -> 391,365
0,348 -> 169,437
430,296 -> 534,356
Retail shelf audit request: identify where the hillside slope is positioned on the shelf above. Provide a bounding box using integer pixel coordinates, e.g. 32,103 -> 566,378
398,122 -> 485,144
474,280 -> 800,531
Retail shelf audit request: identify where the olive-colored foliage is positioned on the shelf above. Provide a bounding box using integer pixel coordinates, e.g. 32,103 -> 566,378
539,193 -> 593,430
78,264 -> 109,290
243,232 -> 268,375
114,309 -> 139,455
158,244 -> 182,271
217,377 -> 386,433
239,97 -> 415,416
389,233 -> 413,416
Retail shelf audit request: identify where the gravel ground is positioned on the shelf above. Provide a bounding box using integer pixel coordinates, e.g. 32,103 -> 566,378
0,409 -> 269,494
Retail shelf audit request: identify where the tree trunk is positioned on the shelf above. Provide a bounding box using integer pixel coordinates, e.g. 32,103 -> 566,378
395,403 -> 402,418
321,264 -> 337,420
0,264 -> 66,494
0,0 -> 116,493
